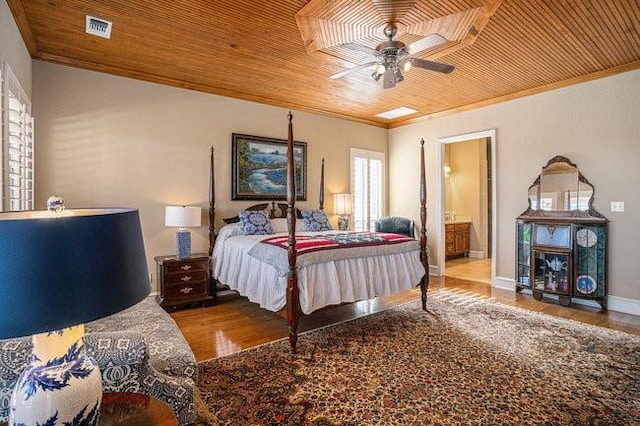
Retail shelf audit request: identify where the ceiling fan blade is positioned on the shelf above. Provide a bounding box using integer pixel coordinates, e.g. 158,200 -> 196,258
406,33 -> 447,55
411,58 -> 455,74
382,68 -> 396,89
341,43 -> 381,57
329,61 -> 379,80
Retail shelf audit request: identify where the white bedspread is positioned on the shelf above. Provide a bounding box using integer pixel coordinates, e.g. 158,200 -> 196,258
213,222 -> 426,315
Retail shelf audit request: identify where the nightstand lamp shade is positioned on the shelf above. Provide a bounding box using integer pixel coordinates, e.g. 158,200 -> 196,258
0,208 -> 150,425
165,206 -> 201,259
334,193 -> 353,231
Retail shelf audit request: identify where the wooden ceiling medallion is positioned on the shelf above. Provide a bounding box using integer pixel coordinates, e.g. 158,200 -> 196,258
295,0 -> 502,71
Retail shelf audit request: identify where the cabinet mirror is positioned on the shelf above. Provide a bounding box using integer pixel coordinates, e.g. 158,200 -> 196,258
527,156 -> 593,211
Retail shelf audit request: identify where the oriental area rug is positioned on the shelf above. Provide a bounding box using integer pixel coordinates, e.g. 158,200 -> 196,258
195,290 -> 640,425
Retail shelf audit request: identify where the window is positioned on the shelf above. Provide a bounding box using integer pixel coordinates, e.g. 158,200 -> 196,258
1,64 -> 34,211
350,148 -> 384,231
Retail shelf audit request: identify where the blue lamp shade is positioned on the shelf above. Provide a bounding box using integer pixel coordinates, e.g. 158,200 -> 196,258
165,206 -> 202,259
0,208 -> 150,338
0,208 -> 150,424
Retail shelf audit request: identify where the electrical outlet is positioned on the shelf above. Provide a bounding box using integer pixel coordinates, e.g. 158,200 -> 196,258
610,201 -> 625,212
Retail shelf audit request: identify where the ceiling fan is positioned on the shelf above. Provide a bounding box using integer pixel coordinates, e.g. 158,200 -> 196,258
329,24 -> 455,89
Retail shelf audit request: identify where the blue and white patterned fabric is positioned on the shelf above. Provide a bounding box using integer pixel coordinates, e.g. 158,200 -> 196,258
301,209 -> 333,231
0,297 -> 197,425
238,210 -> 274,235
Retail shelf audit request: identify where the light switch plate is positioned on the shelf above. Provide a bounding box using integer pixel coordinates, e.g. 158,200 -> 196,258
610,201 -> 625,212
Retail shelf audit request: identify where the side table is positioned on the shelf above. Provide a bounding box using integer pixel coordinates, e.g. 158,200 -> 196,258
155,253 -> 214,310
0,392 -> 177,426
99,391 -> 178,425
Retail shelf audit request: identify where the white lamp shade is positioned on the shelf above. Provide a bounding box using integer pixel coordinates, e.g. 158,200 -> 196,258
165,206 -> 202,228
334,193 -> 353,215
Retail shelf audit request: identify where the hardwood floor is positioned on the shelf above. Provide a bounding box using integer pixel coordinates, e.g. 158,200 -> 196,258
445,257 -> 491,284
171,273 -> 640,362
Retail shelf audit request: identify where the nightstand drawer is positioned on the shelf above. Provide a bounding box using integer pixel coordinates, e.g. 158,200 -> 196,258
164,281 -> 208,299
164,260 -> 208,274
164,270 -> 208,285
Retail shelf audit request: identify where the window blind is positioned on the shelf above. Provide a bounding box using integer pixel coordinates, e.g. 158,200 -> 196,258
2,64 -> 34,211
350,148 -> 384,231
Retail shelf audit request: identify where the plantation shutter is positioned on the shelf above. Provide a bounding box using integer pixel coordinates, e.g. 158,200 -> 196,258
2,64 -> 34,212
350,148 -> 384,231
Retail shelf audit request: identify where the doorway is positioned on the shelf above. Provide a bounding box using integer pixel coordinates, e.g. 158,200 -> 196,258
437,130 -> 496,286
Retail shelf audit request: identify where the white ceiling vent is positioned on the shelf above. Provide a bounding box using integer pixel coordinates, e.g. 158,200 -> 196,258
85,15 -> 112,39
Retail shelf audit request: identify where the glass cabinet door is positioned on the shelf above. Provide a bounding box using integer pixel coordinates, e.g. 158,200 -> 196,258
533,251 -> 570,295
516,221 -> 531,287
574,224 -> 606,300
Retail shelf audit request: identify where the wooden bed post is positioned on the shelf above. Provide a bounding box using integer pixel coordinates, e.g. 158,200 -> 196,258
419,138 -> 429,310
209,146 -> 217,298
285,112 -> 301,354
319,158 -> 325,210
209,146 -> 216,256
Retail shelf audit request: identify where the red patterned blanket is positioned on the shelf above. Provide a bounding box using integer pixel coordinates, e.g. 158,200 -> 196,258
261,232 -> 415,255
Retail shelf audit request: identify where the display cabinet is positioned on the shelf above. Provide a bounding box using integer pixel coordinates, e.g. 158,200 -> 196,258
515,156 -> 607,309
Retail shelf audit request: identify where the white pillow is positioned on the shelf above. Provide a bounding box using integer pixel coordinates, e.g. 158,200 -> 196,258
272,218 -> 305,233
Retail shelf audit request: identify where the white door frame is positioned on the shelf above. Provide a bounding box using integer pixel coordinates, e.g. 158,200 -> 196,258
436,129 -> 497,284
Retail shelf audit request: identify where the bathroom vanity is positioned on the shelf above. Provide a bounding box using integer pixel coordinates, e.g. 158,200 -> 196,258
445,220 -> 471,258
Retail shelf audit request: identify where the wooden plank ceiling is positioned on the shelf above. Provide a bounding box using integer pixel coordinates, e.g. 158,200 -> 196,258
8,0 -> 640,128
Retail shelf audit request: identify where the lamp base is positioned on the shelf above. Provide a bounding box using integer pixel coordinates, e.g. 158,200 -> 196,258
10,325 -> 102,425
338,215 -> 350,231
176,228 -> 192,259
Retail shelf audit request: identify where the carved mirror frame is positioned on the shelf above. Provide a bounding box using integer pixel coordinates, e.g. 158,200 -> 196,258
520,156 -> 605,221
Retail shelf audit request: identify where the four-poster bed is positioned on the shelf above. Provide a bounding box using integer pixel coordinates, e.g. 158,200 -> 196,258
209,113 -> 429,353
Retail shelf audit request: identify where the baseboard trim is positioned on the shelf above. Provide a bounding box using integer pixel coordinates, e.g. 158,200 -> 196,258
429,265 -> 441,276
468,250 -> 484,259
492,276 -> 515,290
608,295 -> 640,316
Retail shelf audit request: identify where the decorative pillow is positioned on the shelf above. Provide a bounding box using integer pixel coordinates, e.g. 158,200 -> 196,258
301,209 -> 333,232
271,218 -> 305,233
238,210 -> 274,235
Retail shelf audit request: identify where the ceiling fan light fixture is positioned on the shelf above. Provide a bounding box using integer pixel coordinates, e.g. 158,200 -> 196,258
372,72 -> 382,82
403,60 -> 412,72
394,67 -> 404,82
376,64 -> 386,74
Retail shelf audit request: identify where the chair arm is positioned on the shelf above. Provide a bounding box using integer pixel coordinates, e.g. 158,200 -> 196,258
84,331 -> 196,426
0,337 -> 32,422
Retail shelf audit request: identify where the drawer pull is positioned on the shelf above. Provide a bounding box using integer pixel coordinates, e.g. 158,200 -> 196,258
181,276 -> 192,282
181,265 -> 192,271
180,287 -> 193,294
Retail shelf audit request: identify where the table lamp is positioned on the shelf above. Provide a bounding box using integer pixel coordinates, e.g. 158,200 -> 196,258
334,193 -> 353,231
0,207 -> 150,425
165,206 -> 201,259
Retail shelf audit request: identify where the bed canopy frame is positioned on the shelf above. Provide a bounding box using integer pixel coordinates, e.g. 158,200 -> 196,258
208,113 -> 429,353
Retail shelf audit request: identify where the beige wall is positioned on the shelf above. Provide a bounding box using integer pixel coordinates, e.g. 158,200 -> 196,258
33,61 -> 388,291
0,0 -> 31,98
389,69 -> 640,301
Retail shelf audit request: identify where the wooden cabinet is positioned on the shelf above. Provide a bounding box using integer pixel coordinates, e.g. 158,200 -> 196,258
445,222 -> 470,258
515,156 -> 607,309
155,254 -> 214,310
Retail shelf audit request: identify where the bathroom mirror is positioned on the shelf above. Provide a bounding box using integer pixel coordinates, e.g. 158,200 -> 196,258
527,156 -> 593,212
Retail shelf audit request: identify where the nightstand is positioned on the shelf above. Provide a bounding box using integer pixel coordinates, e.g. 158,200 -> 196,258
154,253 -> 214,310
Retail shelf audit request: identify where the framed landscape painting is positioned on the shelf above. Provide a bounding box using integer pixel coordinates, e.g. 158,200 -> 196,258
231,133 -> 307,201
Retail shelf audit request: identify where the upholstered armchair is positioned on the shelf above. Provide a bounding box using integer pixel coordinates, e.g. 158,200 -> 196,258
374,216 -> 415,238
